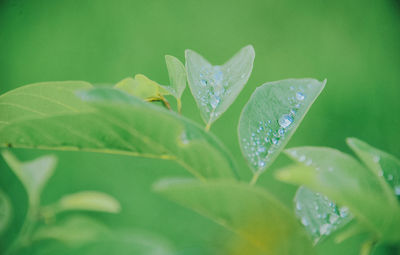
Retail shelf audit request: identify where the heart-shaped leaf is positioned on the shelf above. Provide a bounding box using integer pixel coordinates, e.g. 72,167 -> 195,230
2,151 -> 57,205
185,45 -> 255,129
294,186 -> 353,244
154,178 -> 315,254
238,79 -> 326,176
276,147 -> 400,243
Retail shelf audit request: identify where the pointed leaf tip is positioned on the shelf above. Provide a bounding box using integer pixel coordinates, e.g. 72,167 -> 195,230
239,78 -> 325,174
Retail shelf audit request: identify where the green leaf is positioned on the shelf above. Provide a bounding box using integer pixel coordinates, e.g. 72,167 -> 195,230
185,45 -> 255,129
347,138 -> 400,199
238,79 -> 326,175
294,186 -> 353,244
154,178 -> 314,254
0,81 -> 93,131
0,189 -> 12,234
276,147 -> 400,243
2,151 -> 57,204
32,216 -> 107,246
164,55 -> 187,100
48,191 -> 121,214
0,85 -> 237,180
114,74 -> 170,101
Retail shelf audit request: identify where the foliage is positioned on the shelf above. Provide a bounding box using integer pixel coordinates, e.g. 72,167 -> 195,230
0,46 -> 399,255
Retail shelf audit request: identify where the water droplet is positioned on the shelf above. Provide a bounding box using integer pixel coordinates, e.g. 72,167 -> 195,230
329,214 -> 339,224
299,155 -> 306,162
257,147 -> 266,153
319,224 -> 330,235
264,137 -> 270,143
271,137 -> 278,145
278,114 -> 293,128
200,79 -> 208,86
395,186 -> 400,196
240,73 -> 246,79
296,92 -> 305,101
278,128 -> 285,136
387,174 -> 393,181
339,207 -> 349,218
258,160 -> 266,168
296,201 -> 302,210
210,96 -> 220,108
373,155 -> 380,163
301,217 -> 309,226
378,170 -> 384,177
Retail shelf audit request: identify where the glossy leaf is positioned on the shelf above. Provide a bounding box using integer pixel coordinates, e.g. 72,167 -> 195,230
154,179 -> 314,254
0,81 -> 93,131
0,85 -> 237,180
32,216 -> 107,246
164,55 -> 186,100
294,186 -> 353,244
51,191 -> 121,214
238,79 -> 326,174
276,147 -> 400,243
114,74 -> 170,101
347,138 -> 400,198
0,189 -> 12,234
2,151 -> 57,204
185,45 -> 255,128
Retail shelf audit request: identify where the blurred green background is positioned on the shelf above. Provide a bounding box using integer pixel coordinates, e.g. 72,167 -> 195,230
1,0 -> 400,254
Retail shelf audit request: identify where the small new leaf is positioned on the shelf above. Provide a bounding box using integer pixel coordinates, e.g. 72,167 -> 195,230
2,151 -> 57,204
164,55 -> 187,112
186,45 -> 255,129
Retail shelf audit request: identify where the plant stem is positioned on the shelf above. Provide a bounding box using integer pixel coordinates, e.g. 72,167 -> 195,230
177,99 -> 182,114
360,237 -> 377,255
5,200 -> 39,255
250,172 -> 260,186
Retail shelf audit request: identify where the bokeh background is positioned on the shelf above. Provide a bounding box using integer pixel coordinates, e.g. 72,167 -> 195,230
1,0 -> 400,254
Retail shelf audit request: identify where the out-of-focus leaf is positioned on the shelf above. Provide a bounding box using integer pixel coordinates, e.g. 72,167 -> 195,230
294,186 -> 353,244
154,178 -> 315,254
32,216 -> 107,246
347,138 -> 400,199
186,45 -> 255,128
0,81 -> 93,131
238,79 -> 326,176
164,55 -> 186,102
0,85 -> 237,180
2,151 -> 57,204
114,74 -> 169,101
0,189 -> 12,234
28,230 -> 174,255
51,191 -> 121,214
276,147 -> 400,243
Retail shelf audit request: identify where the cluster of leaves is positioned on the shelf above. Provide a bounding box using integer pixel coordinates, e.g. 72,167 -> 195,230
0,45 -> 399,255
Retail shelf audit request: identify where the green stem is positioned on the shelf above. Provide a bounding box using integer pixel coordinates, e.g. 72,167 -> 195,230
177,99 -> 182,114
360,237 -> 377,255
250,172 -> 260,186
5,200 -> 39,255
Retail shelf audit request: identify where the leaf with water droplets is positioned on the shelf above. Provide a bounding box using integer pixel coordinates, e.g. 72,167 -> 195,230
114,74 -> 170,101
347,138 -> 400,199
0,189 -> 12,234
238,79 -> 326,174
48,191 -> 121,214
2,151 -> 57,204
185,45 -> 255,128
276,147 -> 400,244
154,178 -> 315,255
164,55 -> 187,104
295,186 -> 353,244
